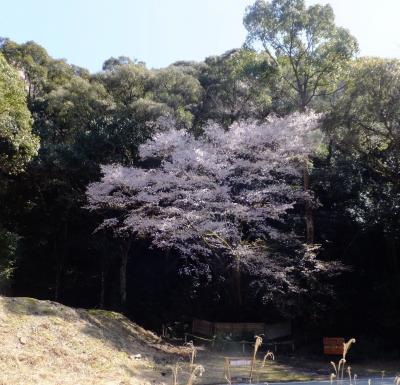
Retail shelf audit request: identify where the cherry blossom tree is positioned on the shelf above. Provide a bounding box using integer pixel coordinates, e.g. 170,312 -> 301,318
87,112 -> 341,311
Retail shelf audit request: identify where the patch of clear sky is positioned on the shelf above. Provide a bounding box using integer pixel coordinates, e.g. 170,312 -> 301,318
1,0 -> 399,73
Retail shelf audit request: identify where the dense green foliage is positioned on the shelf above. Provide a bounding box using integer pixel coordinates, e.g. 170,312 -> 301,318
0,0 -> 399,355
244,0 -> 358,111
0,53 -> 38,174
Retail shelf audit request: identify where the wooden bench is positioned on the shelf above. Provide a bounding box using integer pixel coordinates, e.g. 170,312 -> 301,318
265,339 -> 295,353
323,337 -> 344,355
223,357 -> 253,383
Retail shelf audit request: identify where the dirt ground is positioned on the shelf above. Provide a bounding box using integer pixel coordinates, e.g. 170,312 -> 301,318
193,349 -> 400,384
0,296 -> 398,385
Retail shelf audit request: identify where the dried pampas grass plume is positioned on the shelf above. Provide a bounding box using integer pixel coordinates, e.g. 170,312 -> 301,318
343,338 -> 356,360
261,351 -> 275,368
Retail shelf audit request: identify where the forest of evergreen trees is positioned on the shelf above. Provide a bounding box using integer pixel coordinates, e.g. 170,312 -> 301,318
1,0 -> 399,356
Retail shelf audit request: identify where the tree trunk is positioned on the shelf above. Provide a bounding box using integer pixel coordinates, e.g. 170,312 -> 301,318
55,220 -> 69,302
119,238 -> 132,311
299,89 -> 308,113
120,251 -> 128,309
233,257 -> 243,309
54,237 -> 63,302
55,250 -> 61,302
303,159 -> 314,244
298,88 -> 314,244
385,236 -> 398,273
100,258 -> 106,308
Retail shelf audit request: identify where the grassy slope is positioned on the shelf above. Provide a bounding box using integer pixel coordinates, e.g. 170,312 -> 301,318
0,296 -> 188,385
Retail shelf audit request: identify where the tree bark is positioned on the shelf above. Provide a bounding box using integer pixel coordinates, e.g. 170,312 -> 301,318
233,257 -> 243,309
100,258 -> 106,308
55,220 -> 69,302
119,238 -> 132,311
296,98 -> 315,244
54,248 -> 61,302
303,159 -> 314,244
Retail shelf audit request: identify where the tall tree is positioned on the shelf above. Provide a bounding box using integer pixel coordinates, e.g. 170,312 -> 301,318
87,113 -> 341,314
325,58 -> 400,268
197,49 -> 273,127
243,0 -> 358,111
0,39 -> 76,102
0,53 -> 39,174
97,61 -> 150,107
244,0 -> 358,243
149,66 -> 202,129
0,52 -> 39,291
43,76 -> 114,145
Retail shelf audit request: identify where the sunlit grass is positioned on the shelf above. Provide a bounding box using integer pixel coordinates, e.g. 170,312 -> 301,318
0,296 -> 188,385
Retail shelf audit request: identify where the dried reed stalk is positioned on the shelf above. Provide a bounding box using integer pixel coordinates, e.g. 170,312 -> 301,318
172,362 -> 181,385
184,341 -> 197,366
186,365 -> 204,385
329,338 -> 355,381
343,338 -> 356,360
347,366 -> 352,383
338,358 -> 346,380
261,351 -> 275,368
249,335 -> 263,383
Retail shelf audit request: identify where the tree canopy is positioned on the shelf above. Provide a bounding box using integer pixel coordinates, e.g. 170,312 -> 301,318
0,53 -> 39,174
87,113 -> 341,313
0,1 -> 400,350
244,0 -> 358,110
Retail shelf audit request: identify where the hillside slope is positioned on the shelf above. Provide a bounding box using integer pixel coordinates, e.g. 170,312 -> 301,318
0,296 -> 188,385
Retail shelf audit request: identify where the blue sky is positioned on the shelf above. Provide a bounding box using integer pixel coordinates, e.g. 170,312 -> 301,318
1,0 -> 400,73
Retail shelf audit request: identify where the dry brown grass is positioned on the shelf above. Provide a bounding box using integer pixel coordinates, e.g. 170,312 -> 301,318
184,341 -> 198,366
0,296 -> 190,385
261,351 -> 274,368
328,338 -> 356,381
249,335 -> 263,382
